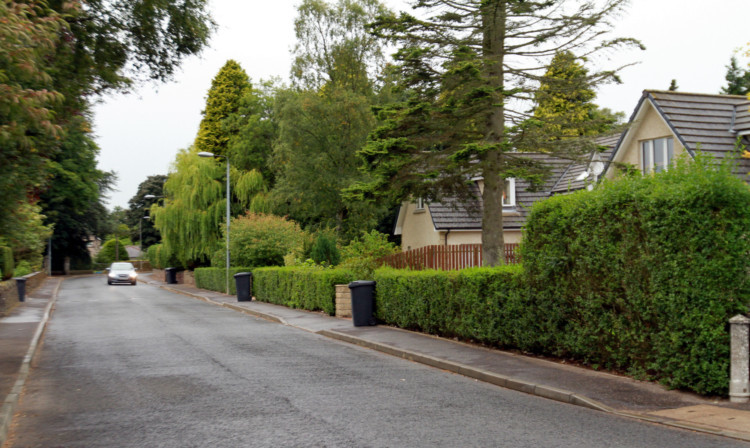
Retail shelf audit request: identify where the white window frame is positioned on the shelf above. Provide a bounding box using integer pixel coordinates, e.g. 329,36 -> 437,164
502,178 -> 516,207
415,197 -> 425,211
641,137 -> 674,173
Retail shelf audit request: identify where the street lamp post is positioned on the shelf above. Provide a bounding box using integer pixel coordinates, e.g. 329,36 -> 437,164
198,151 -> 230,295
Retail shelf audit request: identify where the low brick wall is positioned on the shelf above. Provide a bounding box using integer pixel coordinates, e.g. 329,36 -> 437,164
0,271 -> 47,315
150,268 -> 194,286
335,284 -> 351,318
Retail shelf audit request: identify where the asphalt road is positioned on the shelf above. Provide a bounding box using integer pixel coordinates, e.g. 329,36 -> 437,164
5,276 -> 747,447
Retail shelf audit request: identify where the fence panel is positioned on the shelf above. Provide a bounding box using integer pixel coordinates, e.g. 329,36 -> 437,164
378,244 -> 519,271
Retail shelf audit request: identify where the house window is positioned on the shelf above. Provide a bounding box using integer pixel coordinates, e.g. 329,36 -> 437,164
641,137 -> 674,173
502,178 -> 516,207
415,197 -> 425,211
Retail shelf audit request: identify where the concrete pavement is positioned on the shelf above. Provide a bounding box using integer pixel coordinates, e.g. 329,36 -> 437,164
2,273 -> 750,444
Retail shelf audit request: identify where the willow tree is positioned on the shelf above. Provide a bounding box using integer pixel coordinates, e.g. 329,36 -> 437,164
354,0 -> 642,265
151,147 -> 266,266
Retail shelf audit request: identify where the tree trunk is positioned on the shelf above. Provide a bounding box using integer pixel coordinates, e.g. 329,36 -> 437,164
481,0 -> 506,266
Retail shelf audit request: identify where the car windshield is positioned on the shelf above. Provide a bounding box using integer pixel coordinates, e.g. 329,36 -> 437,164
111,263 -> 135,270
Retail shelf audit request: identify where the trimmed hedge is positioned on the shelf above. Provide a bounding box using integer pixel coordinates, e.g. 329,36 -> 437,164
194,267 -> 254,295
520,155 -> 750,395
374,266 -> 526,345
0,247 -> 13,280
253,267 -> 354,315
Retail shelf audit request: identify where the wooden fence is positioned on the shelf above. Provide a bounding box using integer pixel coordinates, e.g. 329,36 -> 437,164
377,244 -> 520,271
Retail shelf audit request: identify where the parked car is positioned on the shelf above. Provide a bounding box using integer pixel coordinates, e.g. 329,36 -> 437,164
107,262 -> 138,285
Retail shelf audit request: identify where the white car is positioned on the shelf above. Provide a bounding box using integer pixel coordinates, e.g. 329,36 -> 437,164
107,262 -> 138,285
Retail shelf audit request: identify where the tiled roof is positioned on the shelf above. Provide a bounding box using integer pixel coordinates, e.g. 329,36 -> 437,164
608,90 -> 750,180
427,139 -> 619,230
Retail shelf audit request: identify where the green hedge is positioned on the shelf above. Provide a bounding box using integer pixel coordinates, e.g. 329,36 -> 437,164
374,266 -> 526,345
520,155 -> 750,395
253,267 -> 355,315
0,246 -> 13,280
194,267 -> 254,295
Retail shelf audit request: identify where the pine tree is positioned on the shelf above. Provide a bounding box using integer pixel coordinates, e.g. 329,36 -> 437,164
721,57 -> 750,95
353,0 -> 642,265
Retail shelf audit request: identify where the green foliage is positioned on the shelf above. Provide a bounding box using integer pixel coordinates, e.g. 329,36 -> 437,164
194,267 -> 254,295
721,56 -> 750,95
253,266 -> 355,315
95,239 -> 130,265
373,266 -> 525,344
271,88 -> 387,239
221,213 -> 307,268
339,230 -> 399,279
2,201 -> 51,269
355,0 -> 642,265
521,154 -> 750,395
291,0 -> 389,94
147,244 -> 180,270
0,246 -> 14,280
126,175 -> 166,249
310,232 -> 341,266
195,60 -> 251,158
532,51 -> 620,138
13,260 -> 32,277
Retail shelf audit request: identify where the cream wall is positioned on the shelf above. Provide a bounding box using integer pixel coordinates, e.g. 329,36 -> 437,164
607,101 -> 686,179
444,230 -> 482,245
400,201 -> 441,251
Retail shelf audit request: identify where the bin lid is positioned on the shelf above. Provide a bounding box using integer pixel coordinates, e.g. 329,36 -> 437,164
233,272 -> 252,278
13,277 -> 27,282
348,280 -> 376,288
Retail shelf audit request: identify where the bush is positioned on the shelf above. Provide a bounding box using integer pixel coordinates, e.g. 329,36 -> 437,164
222,213 -> 306,268
310,232 -> 340,266
521,154 -> 750,395
374,266 -> 526,345
340,230 -> 399,279
0,246 -> 14,280
13,260 -> 32,277
253,266 -> 355,315
95,239 -> 130,265
195,267 -> 255,295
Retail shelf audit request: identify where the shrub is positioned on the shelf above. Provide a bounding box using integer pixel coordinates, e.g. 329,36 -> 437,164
521,154 -> 750,395
310,232 -> 340,266
95,239 -> 131,265
253,266 -> 355,315
340,230 -> 399,279
13,260 -> 32,277
223,213 -> 306,268
374,266 -> 526,345
195,267 -> 255,294
0,246 -> 13,280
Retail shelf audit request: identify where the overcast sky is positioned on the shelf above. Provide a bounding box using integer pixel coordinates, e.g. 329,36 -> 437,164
93,0 -> 750,210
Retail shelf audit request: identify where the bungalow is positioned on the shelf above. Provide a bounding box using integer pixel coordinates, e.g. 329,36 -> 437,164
394,90 -> 750,251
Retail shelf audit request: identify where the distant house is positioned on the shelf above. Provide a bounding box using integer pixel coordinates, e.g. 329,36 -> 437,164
395,90 -> 750,252
394,135 -> 619,251
603,90 -> 750,179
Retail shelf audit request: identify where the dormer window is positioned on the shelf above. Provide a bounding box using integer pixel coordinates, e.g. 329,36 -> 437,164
502,178 -> 516,207
642,137 -> 674,173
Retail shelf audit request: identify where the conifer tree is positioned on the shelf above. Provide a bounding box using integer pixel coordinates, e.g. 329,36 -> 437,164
353,0 -> 642,265
721,57 -> 750,95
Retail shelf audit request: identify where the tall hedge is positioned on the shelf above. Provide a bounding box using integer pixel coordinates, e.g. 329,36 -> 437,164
521,155 -> 750,395
0,246 -> 13,280
374,266 -> 526,345
253,267 -> 354,315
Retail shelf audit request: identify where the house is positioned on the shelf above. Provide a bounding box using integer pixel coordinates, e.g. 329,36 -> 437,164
395,90 -> 750,251
393,135 -> 620,251
603,90 -> 750,179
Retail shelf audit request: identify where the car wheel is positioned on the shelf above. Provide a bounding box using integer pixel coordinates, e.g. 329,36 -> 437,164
132,280 -> 137,285
107,280 -> 112,285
